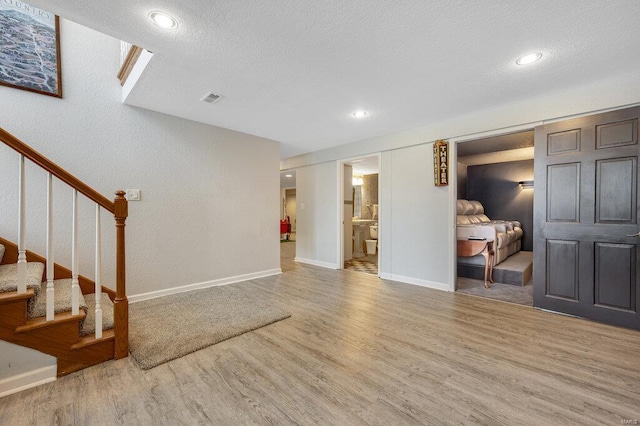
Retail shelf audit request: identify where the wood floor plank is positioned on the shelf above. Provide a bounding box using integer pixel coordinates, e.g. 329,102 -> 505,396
1,241 -> 639,425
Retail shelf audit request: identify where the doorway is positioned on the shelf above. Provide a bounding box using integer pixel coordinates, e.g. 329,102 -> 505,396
280,170 -> 296,241
280,171 -> 296,270
339,155 -> 380,276
454,130 -> 535,306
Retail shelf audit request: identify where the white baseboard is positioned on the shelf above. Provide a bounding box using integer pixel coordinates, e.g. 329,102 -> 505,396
379,273 -> 450,292
294,257 -> 339,269
0,365 -> 56,398
129,268 -> 283,303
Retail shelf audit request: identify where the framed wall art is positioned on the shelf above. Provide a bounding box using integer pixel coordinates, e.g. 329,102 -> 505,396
0,1 -> 62,97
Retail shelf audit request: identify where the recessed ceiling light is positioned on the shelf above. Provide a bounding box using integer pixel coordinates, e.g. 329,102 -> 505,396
285,174 -> 292,178
149,11 -> 178,29
352,110 -> 369,119
516,52 -> 542,65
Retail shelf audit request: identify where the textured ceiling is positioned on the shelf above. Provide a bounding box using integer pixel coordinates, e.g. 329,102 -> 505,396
25,0 -> 640,158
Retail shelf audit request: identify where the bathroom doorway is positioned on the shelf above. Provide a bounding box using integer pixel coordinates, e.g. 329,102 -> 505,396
338,155 -> 380,276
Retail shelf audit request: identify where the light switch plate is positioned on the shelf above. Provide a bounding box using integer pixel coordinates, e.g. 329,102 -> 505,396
126,189 -> 141,201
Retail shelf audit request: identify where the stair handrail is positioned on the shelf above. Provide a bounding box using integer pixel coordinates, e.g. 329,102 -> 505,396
0,127 -> 114,212
0,125 -> 129,359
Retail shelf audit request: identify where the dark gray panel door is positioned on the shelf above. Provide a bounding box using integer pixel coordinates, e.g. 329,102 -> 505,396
534,106 -> 640,329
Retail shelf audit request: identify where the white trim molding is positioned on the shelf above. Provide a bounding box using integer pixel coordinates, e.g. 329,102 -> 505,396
0,365 -> 57,398
294,257 -> 339,269
379,273 -> 450,292
129,268 -> 282,303
122,49 -> 154,102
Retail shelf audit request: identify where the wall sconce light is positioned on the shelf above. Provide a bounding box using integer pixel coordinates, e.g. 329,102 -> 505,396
518,180 -> 534,189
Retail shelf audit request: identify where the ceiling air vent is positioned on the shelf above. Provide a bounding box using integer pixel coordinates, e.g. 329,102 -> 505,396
200,92 -> 222,104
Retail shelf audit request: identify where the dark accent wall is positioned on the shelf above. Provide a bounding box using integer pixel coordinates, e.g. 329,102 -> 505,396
457,162 -> 468,200
467,160 -> 534,251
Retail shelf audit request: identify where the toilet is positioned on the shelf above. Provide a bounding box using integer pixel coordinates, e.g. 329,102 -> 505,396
365,225 -> 378,255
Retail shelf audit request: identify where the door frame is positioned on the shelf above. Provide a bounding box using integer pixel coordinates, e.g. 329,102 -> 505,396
449,122 -> 542,291
336,153 -> 382,273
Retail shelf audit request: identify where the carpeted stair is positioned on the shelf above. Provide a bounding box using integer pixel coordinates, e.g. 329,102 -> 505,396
0,261 -> 45,295
0,244 -> 113,336
29,278 -> 89,319
81,293 -> 114,336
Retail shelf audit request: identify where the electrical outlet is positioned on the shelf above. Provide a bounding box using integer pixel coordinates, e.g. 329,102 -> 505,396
126,189 -> 141,201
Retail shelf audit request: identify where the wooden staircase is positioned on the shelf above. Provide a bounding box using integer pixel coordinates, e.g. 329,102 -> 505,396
0,126 -> 129,378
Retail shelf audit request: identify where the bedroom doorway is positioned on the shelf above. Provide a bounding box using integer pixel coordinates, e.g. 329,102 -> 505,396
454,130 -> 535,306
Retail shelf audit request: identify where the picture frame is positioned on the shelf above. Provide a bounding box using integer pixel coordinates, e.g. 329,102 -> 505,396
0,2 -> 62,98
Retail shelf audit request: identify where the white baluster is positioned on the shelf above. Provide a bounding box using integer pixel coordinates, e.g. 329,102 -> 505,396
46,173 -> 54,321
16,155 -> 27,294
94,204 -> 102,338
71,190 -> 80,316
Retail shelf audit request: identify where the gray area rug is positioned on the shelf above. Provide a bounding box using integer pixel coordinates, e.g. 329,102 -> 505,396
129,284 -> 290,370
456,277 -> 533,306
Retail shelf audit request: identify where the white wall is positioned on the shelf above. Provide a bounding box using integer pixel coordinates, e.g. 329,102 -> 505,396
379,144 -> 451,289
282,70 -> 640,171
294,163 -> 338,268
0,342 -> 54,376
0,21 -> 280,380
280,188 -> 287,219
284,71 -> 640,291
0,342 -> 56,397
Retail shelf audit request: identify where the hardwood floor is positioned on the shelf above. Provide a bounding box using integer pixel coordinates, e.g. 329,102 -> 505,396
2,242 -> 639,425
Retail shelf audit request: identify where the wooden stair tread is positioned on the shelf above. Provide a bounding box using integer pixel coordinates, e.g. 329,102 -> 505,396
16,310 -> 85,333
0,288 -> 35,303
71,329 -> 115,350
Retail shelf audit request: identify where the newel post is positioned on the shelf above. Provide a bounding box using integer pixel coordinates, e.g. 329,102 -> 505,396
113,190 -> 129,359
